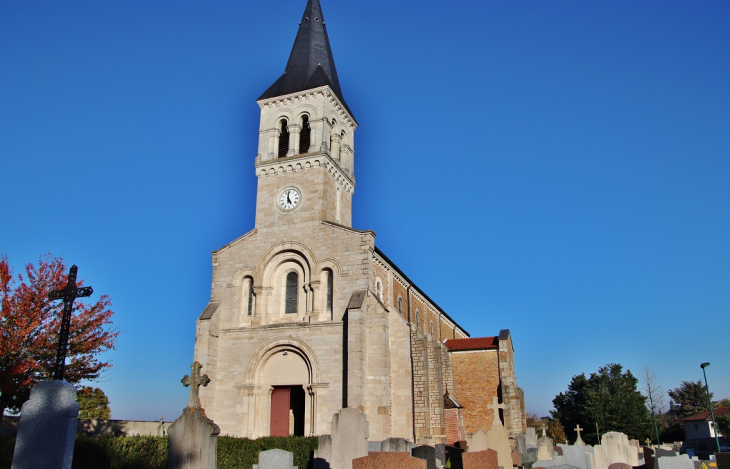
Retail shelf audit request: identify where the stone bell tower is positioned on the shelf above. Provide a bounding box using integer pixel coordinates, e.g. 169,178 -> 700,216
253,0 -> 357,230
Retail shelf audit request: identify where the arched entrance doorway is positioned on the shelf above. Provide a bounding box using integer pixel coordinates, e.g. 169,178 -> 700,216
261,347 -> 310,437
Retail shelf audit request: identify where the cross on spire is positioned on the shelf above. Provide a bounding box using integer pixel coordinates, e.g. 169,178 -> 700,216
182,361 -> 211,409
574,424 -> 585,446
47,265 -> 93,381
487,396 -> 506,427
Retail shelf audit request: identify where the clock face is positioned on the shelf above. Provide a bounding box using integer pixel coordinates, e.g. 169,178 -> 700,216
279,188 -> 300,210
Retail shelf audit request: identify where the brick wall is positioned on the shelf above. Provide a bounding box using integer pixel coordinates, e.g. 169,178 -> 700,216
451,349 -> 501,434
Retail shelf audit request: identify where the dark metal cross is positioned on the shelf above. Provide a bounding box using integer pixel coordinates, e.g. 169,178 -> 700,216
47,265 -> 93,381
182,361 -> 211,409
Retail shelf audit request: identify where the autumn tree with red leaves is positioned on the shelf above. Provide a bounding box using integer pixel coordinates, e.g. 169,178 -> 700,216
0,254 -> 118,416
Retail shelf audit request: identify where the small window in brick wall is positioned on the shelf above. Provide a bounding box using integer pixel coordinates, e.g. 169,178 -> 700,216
430,321 -> 434,337
398,297 -> 403,315
415,310 -> 420,331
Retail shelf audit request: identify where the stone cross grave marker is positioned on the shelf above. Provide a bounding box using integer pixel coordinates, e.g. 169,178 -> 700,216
182,361 -> 211,409
575,425 -> 585,446
48,265 -> 93,380
167,362 -> 219,469
488,396 -> 506,426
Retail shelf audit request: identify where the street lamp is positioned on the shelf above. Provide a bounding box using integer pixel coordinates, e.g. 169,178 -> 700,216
651,405 -> 661,446
700,362 -> 721,454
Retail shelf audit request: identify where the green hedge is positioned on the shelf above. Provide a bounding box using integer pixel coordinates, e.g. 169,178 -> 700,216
218,435 -> 318,469
0,434 -> 318,469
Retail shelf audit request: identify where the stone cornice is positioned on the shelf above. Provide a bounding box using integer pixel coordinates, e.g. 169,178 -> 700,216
256,85 -> 357,131
256,152 -> 355,193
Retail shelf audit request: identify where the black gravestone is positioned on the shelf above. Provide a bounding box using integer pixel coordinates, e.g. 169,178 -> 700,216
445,446 -> 464,469
715,453 -> 730,469
412,445 -> 437,469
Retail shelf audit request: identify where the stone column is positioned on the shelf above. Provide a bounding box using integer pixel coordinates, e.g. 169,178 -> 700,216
330,133 -> 341,161
288,124 -> 301,156
310,280 -> 321,320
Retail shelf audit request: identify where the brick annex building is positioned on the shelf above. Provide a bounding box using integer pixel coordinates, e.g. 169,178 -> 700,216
194,0 -> 526,446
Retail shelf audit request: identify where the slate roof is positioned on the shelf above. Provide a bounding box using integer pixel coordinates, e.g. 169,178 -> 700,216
445,337 -> 499,351
681,407 -> 730,421
259,0 -> 354,120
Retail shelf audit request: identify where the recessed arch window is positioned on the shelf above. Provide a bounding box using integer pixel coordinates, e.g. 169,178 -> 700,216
397,296 -> 403,315
430,321 -> 434,337
325,269 -> 333,312
415,310 -> 420,331
375,279 -> 382,300
299,115 -> 310,153
285,271 -> 298,314
278,119 -> 289,158
246,276 -> 254,316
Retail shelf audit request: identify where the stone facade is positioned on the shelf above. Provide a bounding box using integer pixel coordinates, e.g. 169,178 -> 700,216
192,0 -> 524,446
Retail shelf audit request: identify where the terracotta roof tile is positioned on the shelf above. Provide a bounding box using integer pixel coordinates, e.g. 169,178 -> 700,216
681,407 -> 730,421
445,337 -> 498,351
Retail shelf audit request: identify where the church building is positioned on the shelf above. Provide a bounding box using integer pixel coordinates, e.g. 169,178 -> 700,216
194,0 -> 525,445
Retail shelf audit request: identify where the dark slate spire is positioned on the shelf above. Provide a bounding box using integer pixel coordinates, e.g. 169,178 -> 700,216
259,0 -> 353,117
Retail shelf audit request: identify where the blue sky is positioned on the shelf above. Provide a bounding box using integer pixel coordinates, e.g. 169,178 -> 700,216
2,0 -> 729,422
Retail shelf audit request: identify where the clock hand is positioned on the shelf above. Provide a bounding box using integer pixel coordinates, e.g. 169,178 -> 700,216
287,192 -> 292,204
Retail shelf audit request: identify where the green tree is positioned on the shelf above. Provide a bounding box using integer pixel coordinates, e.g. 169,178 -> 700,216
667,381 -> 711,418
552,363 -> 652,445
716,414 -> 730,438
76,386 -> 111,419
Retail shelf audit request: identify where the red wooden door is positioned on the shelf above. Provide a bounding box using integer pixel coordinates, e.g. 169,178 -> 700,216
270,387 -> 290,437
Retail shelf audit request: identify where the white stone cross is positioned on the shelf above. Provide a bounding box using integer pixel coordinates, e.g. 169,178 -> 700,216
575,424 -> 585,446
487,396 -> 506,426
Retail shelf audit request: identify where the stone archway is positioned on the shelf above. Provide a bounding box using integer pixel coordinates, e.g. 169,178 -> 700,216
243,338 -> 323,438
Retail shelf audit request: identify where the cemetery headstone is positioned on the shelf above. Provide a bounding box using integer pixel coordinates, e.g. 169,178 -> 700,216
313,435 -> 332,469
253,448 -> 297,469
517,434 -> 528,454
557,444 -> 594,469
412,445 -> 437,469
446,446 -> 465,469
487,397 -> 514,469
468,430 -> 490,452
381,437 -> 414,453
330,408 -> 369,469
166,362 -> 220,469
715,453 -> 730,469
654,454 -> 695,469
513,451 -> 523,466
643,446 -> 655,469
352,452 -> 426,469
11,380 -> 79,469
435,443 -> 446,468
574,426 -> 585,446
655,449 -> 677,458
522,450 -> 539,469
537,436 -> 555,461
526,428 -> 538,451
600,432 -> 638,468
463,449 -> 499,469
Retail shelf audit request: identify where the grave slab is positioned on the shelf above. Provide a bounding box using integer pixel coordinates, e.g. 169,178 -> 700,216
352,452 -> 426,469
463,449 -> 499,469
654,454 -> 694,469
11,380 -> 79,469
